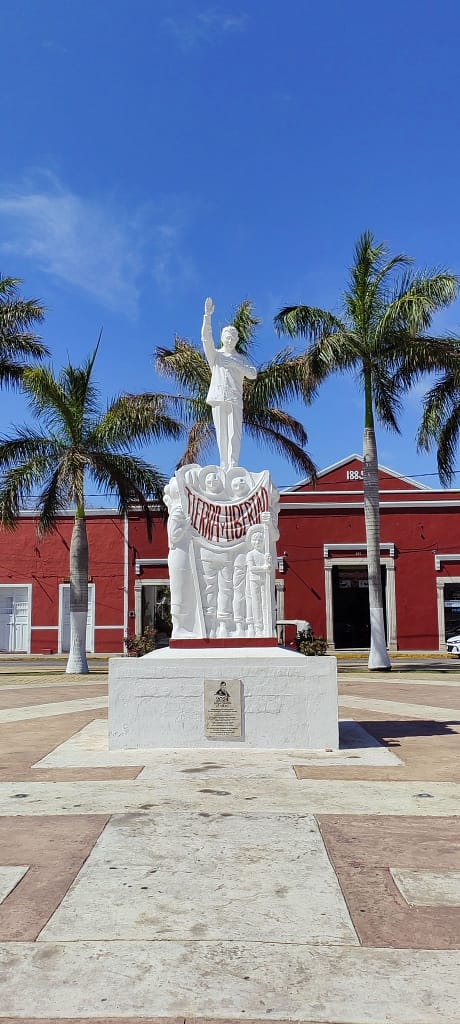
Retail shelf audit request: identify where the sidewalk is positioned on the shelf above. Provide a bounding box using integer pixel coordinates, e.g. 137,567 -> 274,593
0,667 -> 459,1021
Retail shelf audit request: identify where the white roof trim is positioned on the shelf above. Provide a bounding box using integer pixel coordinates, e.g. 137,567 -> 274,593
281,453 -> 432,493
281,453 -> 361,491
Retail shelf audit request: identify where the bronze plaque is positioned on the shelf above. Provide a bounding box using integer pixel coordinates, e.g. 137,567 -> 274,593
204,678 -> 242,739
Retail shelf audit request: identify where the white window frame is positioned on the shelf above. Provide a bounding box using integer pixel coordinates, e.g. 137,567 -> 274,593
0,583 -> 32,654
134,579 -> 170,635
436,575 -> 460,650
324,555 -> 397,651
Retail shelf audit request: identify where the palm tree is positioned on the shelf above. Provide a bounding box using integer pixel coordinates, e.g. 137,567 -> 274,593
0,343 -> 182,673
417,361 -> 460,485
0,275 -> 48,383
274,232 -> 459,669
149,300 -> 317,477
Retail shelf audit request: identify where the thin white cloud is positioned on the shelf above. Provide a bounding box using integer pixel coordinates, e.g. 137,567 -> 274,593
151,220 -> 197,293
405,374 -> 437,405
164,7 -> 247,49
0,174 -> 195,315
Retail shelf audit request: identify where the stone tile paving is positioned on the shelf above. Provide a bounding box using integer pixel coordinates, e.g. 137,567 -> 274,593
0,671 -> 459,1021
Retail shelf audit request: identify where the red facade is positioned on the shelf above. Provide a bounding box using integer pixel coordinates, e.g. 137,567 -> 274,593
1,454 -> 459,653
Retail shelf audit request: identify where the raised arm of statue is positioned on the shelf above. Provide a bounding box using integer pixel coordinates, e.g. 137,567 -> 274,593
202,297 -> 216,368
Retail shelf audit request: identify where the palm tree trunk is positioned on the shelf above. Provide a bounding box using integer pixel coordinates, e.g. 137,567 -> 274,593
66,513 -> 89,674
363,372 -> 391,671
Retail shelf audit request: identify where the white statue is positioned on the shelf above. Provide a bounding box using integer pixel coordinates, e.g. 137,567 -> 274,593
163,299 -> 281,644
202,297 -> 257,471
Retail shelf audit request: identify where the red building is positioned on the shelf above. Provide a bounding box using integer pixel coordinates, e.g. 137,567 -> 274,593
1,453 -> 459,654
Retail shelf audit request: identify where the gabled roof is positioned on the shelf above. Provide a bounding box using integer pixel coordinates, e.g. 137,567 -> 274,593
281,453 -> 432,493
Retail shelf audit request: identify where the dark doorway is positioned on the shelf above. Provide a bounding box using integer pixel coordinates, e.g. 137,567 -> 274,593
332,565 -> 387,648
141,584 -> 172,648
443,583 -> 460,641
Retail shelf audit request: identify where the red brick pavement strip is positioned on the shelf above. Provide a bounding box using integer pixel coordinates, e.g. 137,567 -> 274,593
0,684 -> 107,709
318,815 -> 460,949
0,712 -> 141,782
0,815 -> 109,940
338,680 -> 460,709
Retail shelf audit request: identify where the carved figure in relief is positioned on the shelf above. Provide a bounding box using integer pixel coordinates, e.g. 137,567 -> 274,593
164,480 -> 202,639
230,474 -> 250,499
199,544 -> 234,639
246,525 -> 272,638
202,297 -> 257,471
201,469 -> 224,496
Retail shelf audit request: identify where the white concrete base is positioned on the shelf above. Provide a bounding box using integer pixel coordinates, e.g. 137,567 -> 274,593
108,646 -> 338,750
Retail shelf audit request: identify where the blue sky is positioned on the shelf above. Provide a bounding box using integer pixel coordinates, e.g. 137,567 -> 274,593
2,0 -> 460,496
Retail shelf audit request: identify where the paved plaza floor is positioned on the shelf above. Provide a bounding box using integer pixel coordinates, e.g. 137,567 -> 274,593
0,663 -> 459,1022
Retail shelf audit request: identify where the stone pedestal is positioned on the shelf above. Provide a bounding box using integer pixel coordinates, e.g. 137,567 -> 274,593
108,647 -> 338,750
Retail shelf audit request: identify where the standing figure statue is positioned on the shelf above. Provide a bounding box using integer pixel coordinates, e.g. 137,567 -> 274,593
164,479 -> 202,639
245,524 -> 272,638
202,297 -> 257,471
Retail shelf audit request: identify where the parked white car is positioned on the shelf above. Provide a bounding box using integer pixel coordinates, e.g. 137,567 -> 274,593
446,634 -> 460,655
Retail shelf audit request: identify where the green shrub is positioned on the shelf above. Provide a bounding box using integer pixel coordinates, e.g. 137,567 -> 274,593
123,626 -> 157,657
295,628 -> 327,656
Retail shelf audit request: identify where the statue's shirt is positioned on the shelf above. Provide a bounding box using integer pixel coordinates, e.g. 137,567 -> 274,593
206,350 -> 251,405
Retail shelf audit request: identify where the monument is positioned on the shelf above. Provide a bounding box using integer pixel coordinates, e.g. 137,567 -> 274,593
109,299 -> 338,749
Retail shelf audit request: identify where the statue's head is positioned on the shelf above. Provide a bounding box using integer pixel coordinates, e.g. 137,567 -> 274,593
250,529 -> 264,551
231,475 -> 249,498
204,471 -> 224,495
220,325 -> 238,353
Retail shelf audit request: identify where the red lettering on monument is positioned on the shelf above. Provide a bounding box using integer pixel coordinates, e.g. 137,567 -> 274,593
184,484 -> 270,544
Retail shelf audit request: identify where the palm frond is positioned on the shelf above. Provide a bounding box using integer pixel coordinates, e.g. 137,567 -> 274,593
371,369 -> 402,433
0,432 -> 61,471
0,454 -> 59,528
435,407 -> 460,486
274,305 -> 346,341
380,271 -> 460,336
417,372 -> 459,454
242,348 -> 317,408
230,299 -> 261,355
0,276 -> 48,375
308,331 -> 361,376
60,345 -> 102,426
389,335 -> 460,391
0,276 -> 45,323
21,366 -> 75,436
246,406 -> 309,447
88,452 -> 167,540
245,419 -> 317,478
155,338 -> 210,396
177,418 -> 215,468
95,393 -> 183,449
38,466 -> 73,535
370,252 -> 413,301
345,232 -> 388,330
0,342 -> 181,532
